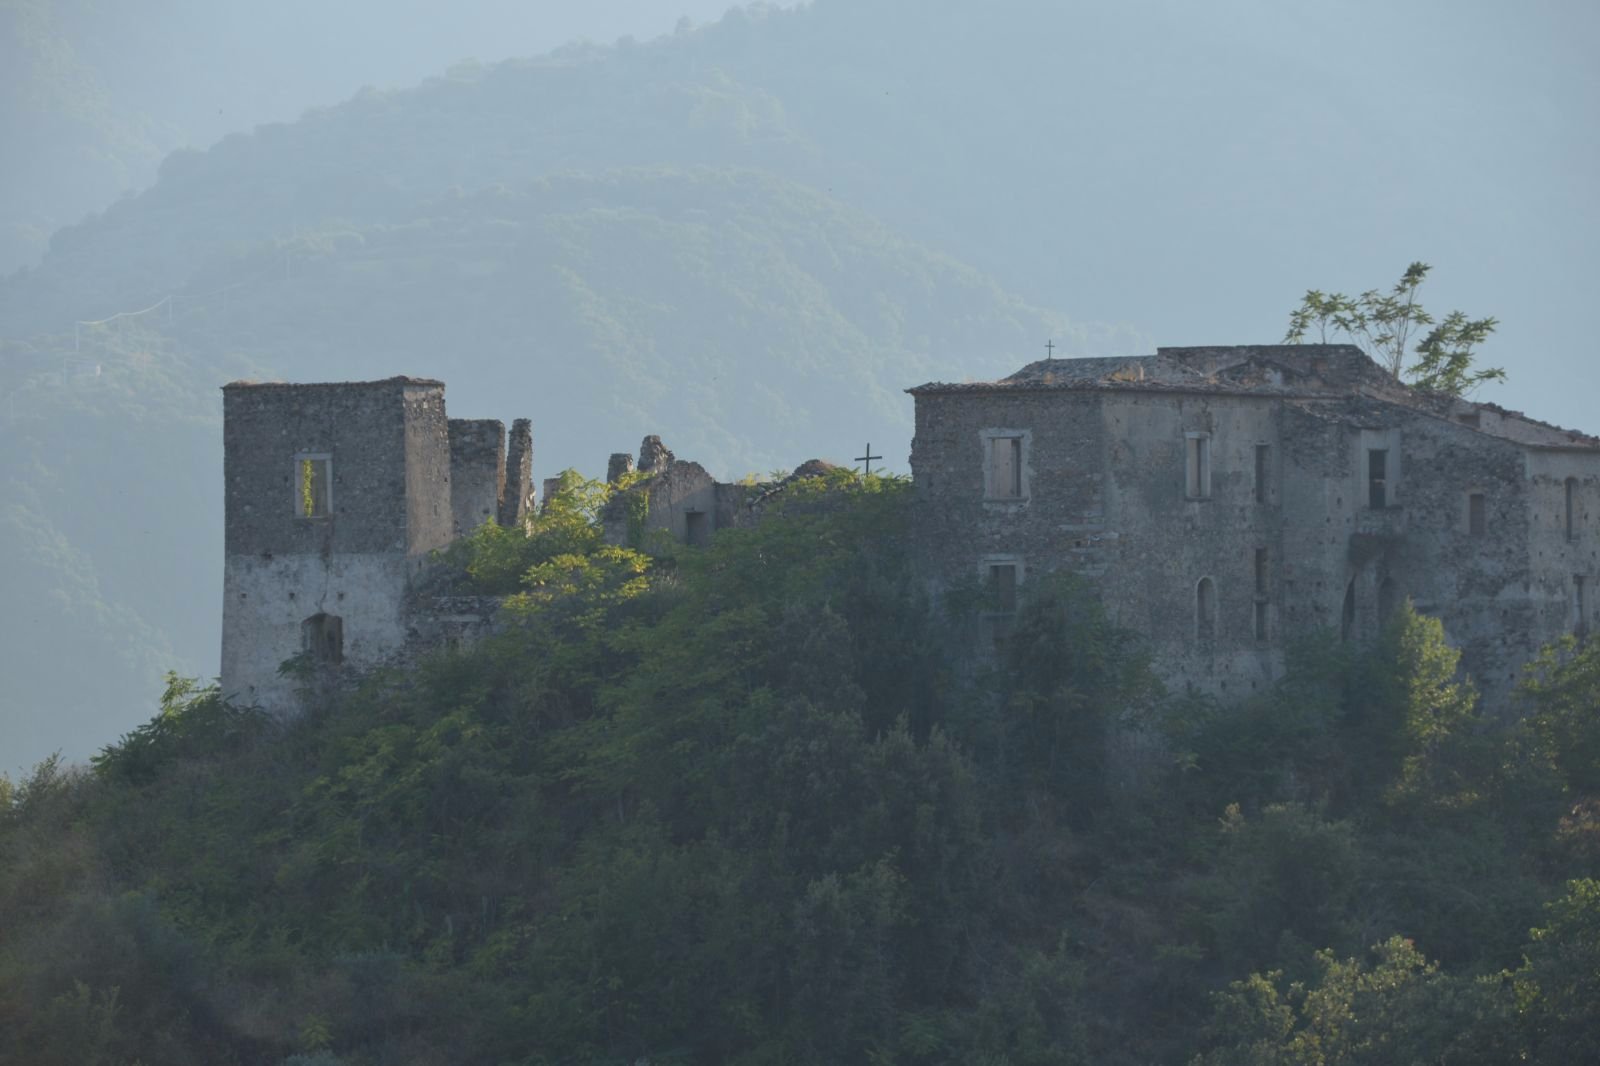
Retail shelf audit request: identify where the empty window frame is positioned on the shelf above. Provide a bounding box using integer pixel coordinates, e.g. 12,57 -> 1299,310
986,436 -> 1024,499
1196,576 -> 1217,641
1567,478 -> 1579,541
294,453 -> 332,518
1254,444 -> 1270,504
989,562 -> 1019,613
302,613 -> 344,665
1468,493 -> 1487,536
684,510 -> 711,547
1367,449 -> 1389,509
1186,433 -> 1212,500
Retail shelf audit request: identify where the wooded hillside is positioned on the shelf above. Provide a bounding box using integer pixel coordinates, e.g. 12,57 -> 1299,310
2,473 -> 1596,1063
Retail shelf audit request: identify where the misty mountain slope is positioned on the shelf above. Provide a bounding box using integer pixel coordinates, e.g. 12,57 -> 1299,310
0,160 -> 1102,768
1,50 -> 829,337
0,0 -> 171,273
165,167 -> 1109,467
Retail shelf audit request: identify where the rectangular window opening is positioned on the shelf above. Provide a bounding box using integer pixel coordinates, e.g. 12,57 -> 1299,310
1367,449 -> 1388,509
1254,444 -> 1270,504
1186,435 -> 1211,499
295,455 -> 331,518
1457,411 -> 1481,428
684,510 -> 711,547
1254,601 -> 1269,642
1468,493 -> 1487,536
1567,478 -> 1579,542
302,613 -> 344,665
989,437 -> 1023,499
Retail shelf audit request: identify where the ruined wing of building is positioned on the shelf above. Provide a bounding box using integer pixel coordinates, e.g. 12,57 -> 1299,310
907,344 -> 1600,707
220,376 -> 835,713
220,377 -> 532,713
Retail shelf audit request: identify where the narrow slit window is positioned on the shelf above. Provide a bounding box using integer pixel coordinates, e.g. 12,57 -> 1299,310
1468,493 -> 1487,536
1186,435 -> 1211,499
1196,577 -> 1216,641
1254,444 -> 1270,503
987,437 -> 1024,499
1567,478 -> 1579,541
1368,449 -> 1388,509
295,454 -> 331,517
1252,548 -> 1269,641
989,563 -> 1018,613
1577,576 -> 1588,636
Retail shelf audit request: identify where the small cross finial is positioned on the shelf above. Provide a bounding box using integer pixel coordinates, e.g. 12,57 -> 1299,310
855,442 -> 884,476
1045,339 -> 1056,359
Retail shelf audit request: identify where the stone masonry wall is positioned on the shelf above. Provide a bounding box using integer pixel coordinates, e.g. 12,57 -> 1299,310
223,379 -> 432,556
909,373 -> 1600,708
448,419 -> 506,537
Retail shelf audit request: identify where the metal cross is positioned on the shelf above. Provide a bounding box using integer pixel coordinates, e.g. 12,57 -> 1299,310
855,443 -> 883,475
1045,339 -> 1056,359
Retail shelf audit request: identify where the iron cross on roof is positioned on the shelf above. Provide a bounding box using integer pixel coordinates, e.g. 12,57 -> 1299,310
1045,339 -> 1056,359
855,443 -> 884,475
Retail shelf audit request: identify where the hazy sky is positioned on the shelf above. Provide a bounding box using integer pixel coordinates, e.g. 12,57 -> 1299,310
76,1 -> 801,152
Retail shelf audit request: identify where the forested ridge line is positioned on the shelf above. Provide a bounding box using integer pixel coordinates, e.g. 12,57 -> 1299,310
2,471 -> 1596,1065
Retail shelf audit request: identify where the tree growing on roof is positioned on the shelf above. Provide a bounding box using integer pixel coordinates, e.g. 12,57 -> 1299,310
1283,261 -> 1504,396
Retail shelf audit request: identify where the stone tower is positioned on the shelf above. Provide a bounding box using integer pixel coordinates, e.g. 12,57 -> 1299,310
221,377 -> 491,712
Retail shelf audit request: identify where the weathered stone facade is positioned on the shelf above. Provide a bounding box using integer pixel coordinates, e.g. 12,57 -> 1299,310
223,348 -> 1597,718
220,378 -> 528,713
908,345 -> 1600,706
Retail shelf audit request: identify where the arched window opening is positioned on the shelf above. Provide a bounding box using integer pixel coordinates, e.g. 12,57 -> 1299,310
302,613 -> 344,665
1196,577 -> 1217,642
1341,580 -> 1357,642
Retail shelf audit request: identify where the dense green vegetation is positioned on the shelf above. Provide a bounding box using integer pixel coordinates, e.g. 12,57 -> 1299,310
2,476 -> 1595,1064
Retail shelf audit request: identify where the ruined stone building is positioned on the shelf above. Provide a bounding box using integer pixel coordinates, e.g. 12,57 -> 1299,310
223,346 -> 1598,715
592,436 -> 838,548
221,377 -> 531,712
908,345 -> 1600,705
219,376 -> 823,713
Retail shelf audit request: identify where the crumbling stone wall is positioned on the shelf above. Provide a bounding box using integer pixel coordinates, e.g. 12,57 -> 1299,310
599,435 -> 771,549
223,377 -> 532,714
500,419 -> 533,527
448,419 -> 506,537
